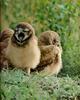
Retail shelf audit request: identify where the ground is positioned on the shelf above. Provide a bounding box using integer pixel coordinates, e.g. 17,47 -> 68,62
1,69 -> 80,100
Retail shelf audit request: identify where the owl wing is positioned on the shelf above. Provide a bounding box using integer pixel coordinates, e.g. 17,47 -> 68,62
34,45 -> 57,72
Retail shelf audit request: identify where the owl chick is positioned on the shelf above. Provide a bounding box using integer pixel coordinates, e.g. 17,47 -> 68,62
0,28 -> 14,69
5,22 -> 41,74
34,31 -> 62,76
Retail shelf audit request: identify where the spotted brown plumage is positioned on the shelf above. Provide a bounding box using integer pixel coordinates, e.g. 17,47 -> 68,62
0,28 -> 14,70
33,31 -> 62,75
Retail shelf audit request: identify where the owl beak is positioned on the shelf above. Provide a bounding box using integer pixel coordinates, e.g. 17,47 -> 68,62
18,33 -> 25,42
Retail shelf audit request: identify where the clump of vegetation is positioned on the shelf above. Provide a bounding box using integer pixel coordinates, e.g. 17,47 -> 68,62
1,69 -> 80,100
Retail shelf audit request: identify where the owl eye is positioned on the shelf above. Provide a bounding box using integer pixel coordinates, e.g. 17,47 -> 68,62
23,30 -> 27,32
53,39 -> 56,43
23,28 -> 30,32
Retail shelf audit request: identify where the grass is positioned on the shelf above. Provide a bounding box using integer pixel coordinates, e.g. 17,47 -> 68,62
1,69 -> 80,100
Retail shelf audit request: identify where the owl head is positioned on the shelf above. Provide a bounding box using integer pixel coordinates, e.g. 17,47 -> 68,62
12,22 -> 35,46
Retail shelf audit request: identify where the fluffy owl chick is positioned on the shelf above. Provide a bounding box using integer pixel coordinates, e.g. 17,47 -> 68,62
5,22 -> 41,74
0,28 -> 14,69
34,31 -> 62,76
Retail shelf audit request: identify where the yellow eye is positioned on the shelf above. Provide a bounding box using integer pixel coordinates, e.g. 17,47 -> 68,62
23,30 -> 27,32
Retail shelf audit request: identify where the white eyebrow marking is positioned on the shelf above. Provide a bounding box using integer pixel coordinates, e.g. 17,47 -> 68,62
15,28 -> 18,31
18,28 -> 23,33
24,28 -> 29,32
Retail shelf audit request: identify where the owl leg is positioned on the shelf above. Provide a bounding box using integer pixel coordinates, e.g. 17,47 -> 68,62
26,67 -> 30,75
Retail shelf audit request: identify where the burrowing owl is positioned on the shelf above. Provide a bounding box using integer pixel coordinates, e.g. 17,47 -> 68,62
33,31 -> 62,76
0,28 -> 13,69
5,22 -> 41,74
